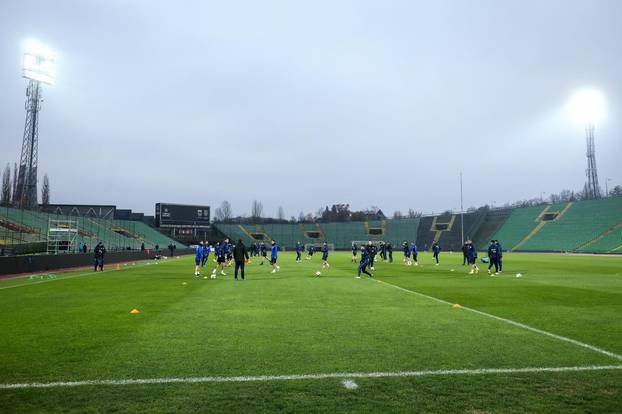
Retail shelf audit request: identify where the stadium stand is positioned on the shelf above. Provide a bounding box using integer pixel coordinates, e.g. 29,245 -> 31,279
0,207 -> 184,255
472,208 -> 512,248
213,219 -> 420,250
519,197 -> 622,252
488,205 -> 546,251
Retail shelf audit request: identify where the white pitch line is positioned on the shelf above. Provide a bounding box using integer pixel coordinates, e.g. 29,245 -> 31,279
374,279 -> 622,362
1,365 -> 621,390
0,260 -> 155,291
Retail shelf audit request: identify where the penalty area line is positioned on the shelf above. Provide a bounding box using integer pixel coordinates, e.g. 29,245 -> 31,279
1,365 -> 621,390
374,278 -> 622,362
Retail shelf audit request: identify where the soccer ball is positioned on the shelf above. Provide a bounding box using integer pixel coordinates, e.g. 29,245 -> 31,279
516,273 -> 523,278
315,271 -> 321,277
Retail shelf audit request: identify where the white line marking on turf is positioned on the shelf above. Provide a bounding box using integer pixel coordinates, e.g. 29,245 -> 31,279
0,261 -> 155,291
374,279 -> 622,362
342,379 -> 358,389
1,365 -> 620,390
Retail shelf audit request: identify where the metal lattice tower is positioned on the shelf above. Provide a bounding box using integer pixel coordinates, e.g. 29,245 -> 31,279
584,123 -> 602,199
13,79 -> 42,209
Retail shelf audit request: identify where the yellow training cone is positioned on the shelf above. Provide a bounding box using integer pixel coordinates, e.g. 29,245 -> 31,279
182,282 -> 187,286
130,308 -> 141,314
452,304 -> 462,309
115,264 -> 121,271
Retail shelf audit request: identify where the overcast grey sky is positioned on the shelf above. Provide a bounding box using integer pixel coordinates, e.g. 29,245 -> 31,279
1,0 -> 621,218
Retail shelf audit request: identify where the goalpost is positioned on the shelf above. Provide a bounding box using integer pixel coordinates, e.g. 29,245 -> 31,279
304,242 -> 335,251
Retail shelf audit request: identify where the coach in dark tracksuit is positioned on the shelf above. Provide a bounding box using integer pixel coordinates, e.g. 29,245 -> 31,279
94,242 -> 106,271
233,239 -> 250,280
487,240 -> 499,274
495,240 -> 503,272
462,242 -> 469,265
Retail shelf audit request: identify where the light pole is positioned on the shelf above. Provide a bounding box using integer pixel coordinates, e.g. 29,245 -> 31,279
13,40 -> 56,209
567,89 -> 605,200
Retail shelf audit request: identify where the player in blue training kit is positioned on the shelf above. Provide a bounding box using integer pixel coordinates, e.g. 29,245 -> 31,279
270,240 -> 280,273
306,244 -> 314,260
260,242 -> 267,265
356,246 -> 373,279
487,240 -> 499,275
379,242 -> 387,262
412,242 -> 419,266
368,241 -> 378,270
211,239 -> 228,277
295,242 -> 303,262
194,241 -> 203,276
387,242 -> 393,263
201,242 -> 211,268
467,240 -> 479,274
351,242 -> 358,262
432,242 -> 441,265
403,241 -> 411,265
495,240 -> 503,273
321,242 -> 330,269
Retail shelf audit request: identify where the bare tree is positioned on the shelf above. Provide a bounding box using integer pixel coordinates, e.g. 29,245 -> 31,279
298,211 -> 305,222
277,205 -> 285,220
393,210 -> 403,219
41,173 -> 50,206
1,164 -> 10,205
251,200 -> 263,219
214,200 -> 232,222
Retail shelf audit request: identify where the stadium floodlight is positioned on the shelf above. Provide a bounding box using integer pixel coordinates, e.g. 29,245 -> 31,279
566,89 -> 605,199
567,89 -> 606,125
22,39 -> 56,85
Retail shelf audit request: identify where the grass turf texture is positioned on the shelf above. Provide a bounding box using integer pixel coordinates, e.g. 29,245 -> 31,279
1,252 -> 621,413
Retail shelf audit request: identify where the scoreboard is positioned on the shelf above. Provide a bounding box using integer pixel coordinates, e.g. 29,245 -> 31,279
155,203 -> 210,227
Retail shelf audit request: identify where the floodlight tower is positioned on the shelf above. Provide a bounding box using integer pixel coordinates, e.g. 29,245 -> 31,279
13,41 -> 56,209
568,89 -> 605,200
584,123 -> 601,199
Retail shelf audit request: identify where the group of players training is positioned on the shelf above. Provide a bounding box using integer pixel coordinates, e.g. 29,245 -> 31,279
193,239 -> 281,280
461,239 -> 504,275
193,237 -> 503,280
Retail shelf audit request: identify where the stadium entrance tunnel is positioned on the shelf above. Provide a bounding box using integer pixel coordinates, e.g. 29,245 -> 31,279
367,228 -> 384,236
304,231 -> 321,239
250,233 -> 269,241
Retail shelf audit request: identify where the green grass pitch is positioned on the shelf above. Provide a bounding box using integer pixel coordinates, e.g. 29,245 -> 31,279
1,252 -> 621,413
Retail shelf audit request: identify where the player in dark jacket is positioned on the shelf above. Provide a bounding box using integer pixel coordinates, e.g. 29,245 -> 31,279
94,242 -> 106,271
412,242 -> 419,266
487,240 -> 499,275
387,242 -> 393,263
495,240 -> 503,273
232,239 -> 250,280
321,242 -> 330,269
368,242 -> 378,270
351,242 -> 358,263
356,246 -> 373,279
295,242 -> 303,262
462,242 -> 469,265
467,241 -> 479,274
432,242 -> 441,265
403,241 -> 411,265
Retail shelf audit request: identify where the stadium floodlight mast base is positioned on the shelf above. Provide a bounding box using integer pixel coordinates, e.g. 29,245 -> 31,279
567,89 -> 605,200
13,40 -> 56,209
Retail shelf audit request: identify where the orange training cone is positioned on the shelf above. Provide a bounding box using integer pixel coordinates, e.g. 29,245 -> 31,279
115,263 -> 120,271
452,304 -> 462,309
